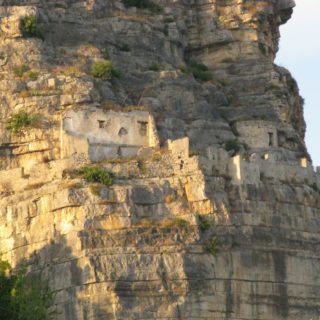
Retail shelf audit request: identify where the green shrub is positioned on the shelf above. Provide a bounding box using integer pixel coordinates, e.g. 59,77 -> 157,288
13,66 -> 38,80
21,16 -> 44,39
225,139 -> 240,153
0,259 -> 53,320
122,0 -> 162,13
27,70 -> 39,81
188,61 -> 213,82
171,218 -> 189,228
77,167 -> 113,186
90,60 -> 120,80
207,236 -> 218,256
22,16 -> 36,34
198,214 -> 210,232
13,65 -> 30,78
6,111 -> 39,133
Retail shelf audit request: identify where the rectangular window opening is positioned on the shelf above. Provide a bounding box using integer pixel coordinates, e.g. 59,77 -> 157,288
268,132 -> 274,147
98,120 -> 105,129
138,121 -> 148,136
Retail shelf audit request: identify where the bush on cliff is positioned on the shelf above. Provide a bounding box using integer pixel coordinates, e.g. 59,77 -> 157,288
6,111 -> 39,133
21,16 -> 44,40
0,259 -> 53,320
225,139 -> 241,153
188,61 -> 213,82
80,167 -> 113,185
65,167 -> 113,186
90,60 -> 120,81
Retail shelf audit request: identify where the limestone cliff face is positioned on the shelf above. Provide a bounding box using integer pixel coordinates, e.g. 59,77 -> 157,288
0,1 -> 319,319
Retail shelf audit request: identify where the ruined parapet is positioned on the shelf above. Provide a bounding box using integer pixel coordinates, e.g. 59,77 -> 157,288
164,137 -> 189,159
228,153 -> 317,186
228,154 -> 260,185
164,137 -> 200,174
235,120 -> 279,150
61,108 -> 159,162
198,146 -> 230,177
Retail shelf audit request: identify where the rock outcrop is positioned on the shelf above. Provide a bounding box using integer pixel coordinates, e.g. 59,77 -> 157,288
0,0 -> 319,319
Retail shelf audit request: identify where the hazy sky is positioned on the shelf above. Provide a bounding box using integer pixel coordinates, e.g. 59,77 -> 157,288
276,0 -> 320,166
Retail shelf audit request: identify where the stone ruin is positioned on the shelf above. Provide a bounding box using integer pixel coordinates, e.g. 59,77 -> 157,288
61,108 -> 159,162
235,120 -> 279,149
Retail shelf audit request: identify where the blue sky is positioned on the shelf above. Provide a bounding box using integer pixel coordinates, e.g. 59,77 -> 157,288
276,0 -> 320,166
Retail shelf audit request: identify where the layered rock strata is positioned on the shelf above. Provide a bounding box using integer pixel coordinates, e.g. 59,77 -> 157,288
0,0 -> 319,319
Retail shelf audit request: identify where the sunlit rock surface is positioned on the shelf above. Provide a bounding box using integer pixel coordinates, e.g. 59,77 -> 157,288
0,1 -> 319,319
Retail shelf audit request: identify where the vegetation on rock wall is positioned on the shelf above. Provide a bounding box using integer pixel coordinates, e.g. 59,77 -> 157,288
0,260 -> 53,320
80,167 -> 113,185
21,16 -> 44,40
197,214 -> 211,232
207,236 -> 219,256
225,139 -> 241,153
66,167 -> 113,186
6,111 -> 39,133
90,60 -> 120,81
187,61 -> 213,82
13,64 -> 30,78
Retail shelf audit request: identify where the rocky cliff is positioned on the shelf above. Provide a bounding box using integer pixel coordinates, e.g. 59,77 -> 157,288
1,0 -> 320,319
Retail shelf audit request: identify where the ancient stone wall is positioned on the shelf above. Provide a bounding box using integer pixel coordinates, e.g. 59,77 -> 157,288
235,120 -> 278,149
61,109 -> 159,161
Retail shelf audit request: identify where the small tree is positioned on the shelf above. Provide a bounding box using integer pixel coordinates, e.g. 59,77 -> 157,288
90,60 -> 120,81
77,167 -> 113,186
188,61 -> 213,82
0,260 -> 14,319
21,16 -> 44,40
6,111 -> 39,133
0,259 -> 54,320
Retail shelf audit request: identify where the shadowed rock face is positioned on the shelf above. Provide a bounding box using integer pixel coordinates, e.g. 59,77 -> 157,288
0,1 -> 319,320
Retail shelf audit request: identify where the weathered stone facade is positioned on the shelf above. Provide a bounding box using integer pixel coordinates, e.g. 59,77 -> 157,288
61,109 -> 159,161
0,0 -> 319,319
